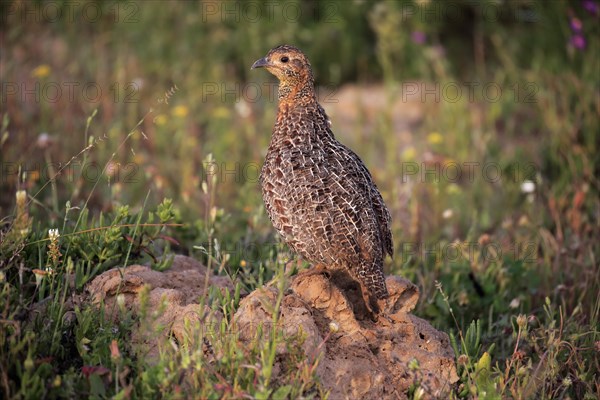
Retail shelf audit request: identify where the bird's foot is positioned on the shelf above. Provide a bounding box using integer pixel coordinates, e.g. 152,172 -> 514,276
372,310 -> 394,328
362,295 -> 394,325
377,297 -> 392,315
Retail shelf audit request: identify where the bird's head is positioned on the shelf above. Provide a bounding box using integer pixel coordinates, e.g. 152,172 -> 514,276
252,45 -> 315,102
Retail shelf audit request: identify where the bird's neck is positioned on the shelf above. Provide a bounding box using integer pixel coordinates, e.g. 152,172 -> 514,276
274,89 -> 334,142
277,80 -> 317,110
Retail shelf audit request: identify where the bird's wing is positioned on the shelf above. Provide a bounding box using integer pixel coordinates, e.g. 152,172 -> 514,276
370,177 -> 394,258
314,105 -> 393,259
346,147 -> 394,259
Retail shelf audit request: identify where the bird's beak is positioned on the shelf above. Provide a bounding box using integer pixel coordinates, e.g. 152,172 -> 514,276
251,57 -> 271,69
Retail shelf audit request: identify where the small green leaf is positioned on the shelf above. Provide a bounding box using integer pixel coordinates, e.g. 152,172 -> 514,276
89,373 -> 106,397
272,385 -> 292,399
475,352 -> 491,377
254,389 -> 272,400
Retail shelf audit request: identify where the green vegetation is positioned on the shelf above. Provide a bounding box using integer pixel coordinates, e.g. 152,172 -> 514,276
1,0 -> 598,398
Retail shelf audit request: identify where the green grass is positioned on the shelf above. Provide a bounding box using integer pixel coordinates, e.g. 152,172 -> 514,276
1,0 -> 599,398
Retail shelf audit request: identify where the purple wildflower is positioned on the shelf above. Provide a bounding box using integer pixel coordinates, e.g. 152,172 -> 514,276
582,0 -> 599,15
570,17 -> 583,32
411,30 -> 426,45
570,34 -> 586,50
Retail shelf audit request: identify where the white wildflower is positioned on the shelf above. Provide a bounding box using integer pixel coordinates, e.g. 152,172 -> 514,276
520,180 -> 535,194
328,321 -> 339,333
509,298 -> 520,309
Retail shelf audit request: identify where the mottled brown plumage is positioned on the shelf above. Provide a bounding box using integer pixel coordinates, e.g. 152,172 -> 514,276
252,45 -> 393,307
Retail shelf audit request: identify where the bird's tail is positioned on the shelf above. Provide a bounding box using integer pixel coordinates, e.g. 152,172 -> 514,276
365,267 -> 389,300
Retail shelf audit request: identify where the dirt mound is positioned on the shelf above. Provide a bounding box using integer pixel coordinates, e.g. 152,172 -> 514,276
235,272 -> 458,399
87,256 -> 457,398
86,255 -> 232,358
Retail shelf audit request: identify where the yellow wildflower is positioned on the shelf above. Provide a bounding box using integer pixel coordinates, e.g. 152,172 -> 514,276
401,146 -> 416,160
32,64 -> 51,79
446,183 -> 461,195
213,106 -> 231,119
154,114 -> 168,125
172,105 -> 189,118
427,132 -> 443,145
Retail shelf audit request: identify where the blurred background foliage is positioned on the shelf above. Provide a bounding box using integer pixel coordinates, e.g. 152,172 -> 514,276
2,0 -> 599,323
0,0 -> 599,397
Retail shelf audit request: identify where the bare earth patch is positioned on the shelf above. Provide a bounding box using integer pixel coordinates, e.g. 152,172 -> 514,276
87,255 -> 457,398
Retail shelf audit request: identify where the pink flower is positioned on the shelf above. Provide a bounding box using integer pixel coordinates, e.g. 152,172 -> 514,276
583,0 -> 599,15
570,34 -> 586,50
411,30 -> 426,45
570,17 -> 583,32
81,365 -> 110,378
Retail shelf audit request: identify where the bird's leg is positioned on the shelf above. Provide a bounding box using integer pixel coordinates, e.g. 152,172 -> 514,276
361,290 -> 380,322
361,288 -> 393,326
376,297 -> 391,315
375,297 -> 394,327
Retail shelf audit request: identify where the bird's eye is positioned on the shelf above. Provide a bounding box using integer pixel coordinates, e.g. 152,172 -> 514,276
280,56 -> 289,63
